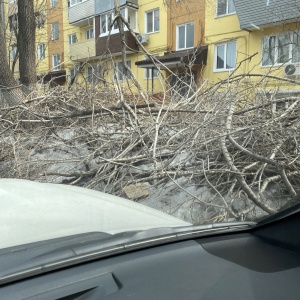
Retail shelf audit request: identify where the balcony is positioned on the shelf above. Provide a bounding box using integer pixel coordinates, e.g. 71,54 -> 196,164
234,0 -> 300,31
96,31 -> 139,56
70,39 -> 96,61
95,0 -> 138,15
68,0 -> 95,26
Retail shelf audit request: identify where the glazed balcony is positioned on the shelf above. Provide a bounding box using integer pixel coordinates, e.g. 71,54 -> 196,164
95,0 -> 138,15
68,0 -> 95,26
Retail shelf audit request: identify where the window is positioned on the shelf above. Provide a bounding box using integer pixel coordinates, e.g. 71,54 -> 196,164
214,41 -> 236,71
262,32 -> 300,66
86,65 -> 101,84
116,61 -> 131,81
70,0 -> 84,6
177,22 -> 194,50
100,7 -> 136,36
100,12 -> 112,35
216,0 -> 235,16
127,7 -> 137,31
10,45 -> 17,61
50,0 -> 58,8
145,68 -> 159,79
52,54 -> 60,71
51,22 -> 59,40
9,14 -> 18,32
37,43 -> 45,60
146,9 -> 159,33
86,28 -> 94,39
68,33 -> 77,45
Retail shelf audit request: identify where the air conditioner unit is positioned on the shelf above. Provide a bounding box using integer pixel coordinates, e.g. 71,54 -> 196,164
137,34 -> 149,44
284,63 -> 300,76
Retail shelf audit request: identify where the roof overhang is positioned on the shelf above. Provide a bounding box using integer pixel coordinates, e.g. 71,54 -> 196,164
39,70 -> 67,83
135,47 -> 208,70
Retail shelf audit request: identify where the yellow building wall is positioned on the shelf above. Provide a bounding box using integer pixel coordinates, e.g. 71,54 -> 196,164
133,0 -> 168,93
204,0 -> 300,92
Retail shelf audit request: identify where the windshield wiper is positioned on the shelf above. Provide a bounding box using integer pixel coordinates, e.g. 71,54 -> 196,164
0,221 -> 255,286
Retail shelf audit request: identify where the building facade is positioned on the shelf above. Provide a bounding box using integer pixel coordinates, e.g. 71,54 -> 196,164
4,0 -> 300,98
204,0 -> 300,98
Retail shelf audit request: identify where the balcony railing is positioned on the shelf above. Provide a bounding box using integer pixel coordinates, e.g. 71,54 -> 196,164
68,0 -> 95,26
70,39 -> 96,61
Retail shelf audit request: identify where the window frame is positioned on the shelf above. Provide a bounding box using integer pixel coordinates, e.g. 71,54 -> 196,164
52,54 -> 61,71
214,41 -> 237,72
176,22 -> 194,50
69,0 -> 86,7
37,43 -> 45,60
261,32 -> 300,67
51,22 -> 59,40
68,33 -> 77,45
85,28 -> 94,40
50,0 -> 58,8
99,7 -> 135,37
145,8 -> 159,34
216,0 -> 236,17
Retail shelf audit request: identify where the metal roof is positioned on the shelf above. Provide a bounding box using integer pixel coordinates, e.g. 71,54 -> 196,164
135,47 -> 208,69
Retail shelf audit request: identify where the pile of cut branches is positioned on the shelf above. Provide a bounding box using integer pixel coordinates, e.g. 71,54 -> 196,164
0,76 -> 299,223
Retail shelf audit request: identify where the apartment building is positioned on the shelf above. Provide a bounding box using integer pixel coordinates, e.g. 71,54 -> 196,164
204,0 -> 300,99
135,0 -> 207,96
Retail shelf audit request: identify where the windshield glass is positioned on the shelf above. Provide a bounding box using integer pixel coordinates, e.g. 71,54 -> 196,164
0,0 -> 299,249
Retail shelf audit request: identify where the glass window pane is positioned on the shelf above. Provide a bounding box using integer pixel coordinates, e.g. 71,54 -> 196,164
186,23 -> 194,48
217,0 -> 226,16
278,34 -> 290,64
228,0 -> 236,13
216,44 -> 225,69
154,9 -> 159,32
292,32 -> 300,63
262,36 -> 275,66
226,42 -> 236,68
101,15 -> 106,34
147,12 -> 153,33
178,26 -> 185,49
128,8 -> 136,30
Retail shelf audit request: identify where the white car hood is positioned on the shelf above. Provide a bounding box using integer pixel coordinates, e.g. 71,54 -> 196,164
0,179 -> 190,249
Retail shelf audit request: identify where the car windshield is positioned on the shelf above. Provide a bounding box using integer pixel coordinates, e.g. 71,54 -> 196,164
0,0 -> 299,250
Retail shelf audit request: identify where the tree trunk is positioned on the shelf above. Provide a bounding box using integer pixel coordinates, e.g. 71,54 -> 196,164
0,2 -> 24,107
18,0 -> 36,91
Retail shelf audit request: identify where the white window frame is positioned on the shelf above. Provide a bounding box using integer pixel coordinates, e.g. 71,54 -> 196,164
214,41 -> 237,72
216,0 -> 236,17
145,8 -> 159,34
50,0 -> 58,8
261,32 -> 300,67
100,7 -> 136,37
52,54 -> 60,71
37,43 -> 45,60
176,22 -> 194,50
70,0 -> 86,7
68,33 -> 77,45
86,28 -> 94,39
51,22 -> 59,40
